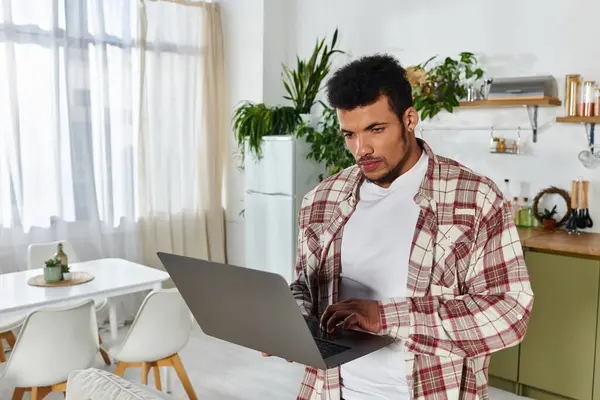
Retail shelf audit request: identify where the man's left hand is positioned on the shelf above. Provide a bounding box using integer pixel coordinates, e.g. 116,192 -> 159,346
320,298 -> 381,334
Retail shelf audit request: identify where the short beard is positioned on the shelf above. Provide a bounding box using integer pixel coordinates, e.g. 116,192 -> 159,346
366,123 -> 412,186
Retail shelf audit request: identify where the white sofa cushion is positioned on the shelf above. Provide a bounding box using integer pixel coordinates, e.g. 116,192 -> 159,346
66,368 -> 173,400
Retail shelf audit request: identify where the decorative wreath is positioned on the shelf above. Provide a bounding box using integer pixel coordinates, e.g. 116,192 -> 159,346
532,186 -> 572,227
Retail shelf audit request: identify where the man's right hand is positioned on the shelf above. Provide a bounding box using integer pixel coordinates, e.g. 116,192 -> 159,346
262,352 -> 294,363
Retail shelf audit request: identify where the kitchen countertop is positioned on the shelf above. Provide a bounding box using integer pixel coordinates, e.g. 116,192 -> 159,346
517,227 -> 600,258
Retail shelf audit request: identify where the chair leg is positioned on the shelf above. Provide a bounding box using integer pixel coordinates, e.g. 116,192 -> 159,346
141,361 -> 151,385
114,361 -> 127,377
153,364 -> 162,391
170,353 -> 198,400
15,381 -> 65,400
31,387 -> 51,400
98,335 -> 111,365
11,388 -> 25,400
0,342 -> 6,363
5,331 -> 16,349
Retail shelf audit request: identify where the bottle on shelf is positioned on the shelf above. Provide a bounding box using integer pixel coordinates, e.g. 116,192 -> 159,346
54,242 -> 69,269
580,80 -> 596,117
518,197 -> 534,228
512,196 -> 520,225
565,74 -> 581,117
596,87 -> 600,117
503,179 -> 512,208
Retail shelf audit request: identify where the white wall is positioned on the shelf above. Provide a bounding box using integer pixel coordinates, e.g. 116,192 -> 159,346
263,0 -> 296,107
221,0 -> 600,264
220,0 -> 263,266
219,0 -> 300,265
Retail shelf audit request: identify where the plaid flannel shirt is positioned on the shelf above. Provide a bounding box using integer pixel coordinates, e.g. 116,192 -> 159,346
290,139 -> 533,400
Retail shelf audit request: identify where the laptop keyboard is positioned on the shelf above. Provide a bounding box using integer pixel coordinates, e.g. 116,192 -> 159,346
304,316 -> 351,358
314,338 -> 350,359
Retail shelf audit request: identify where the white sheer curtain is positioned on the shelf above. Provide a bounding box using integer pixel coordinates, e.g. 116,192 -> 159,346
0,0 -> 226,321
136,0 -> 227,270
0,0 -> 142,270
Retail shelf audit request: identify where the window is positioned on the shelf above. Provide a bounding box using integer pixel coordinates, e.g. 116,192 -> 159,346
0,0 -> 203,230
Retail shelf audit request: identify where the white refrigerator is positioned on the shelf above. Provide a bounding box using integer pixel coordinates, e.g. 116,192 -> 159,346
244,135 -> 325,284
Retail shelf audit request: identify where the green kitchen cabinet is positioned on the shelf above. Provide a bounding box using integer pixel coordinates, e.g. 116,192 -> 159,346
518,251 -> 600,400
593,274 -> 600,400
521,387 -> 573,400
489,376 -> 519,394
488,344 -> 519,382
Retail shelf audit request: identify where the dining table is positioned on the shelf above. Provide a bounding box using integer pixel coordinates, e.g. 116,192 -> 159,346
0,258 -> 170,340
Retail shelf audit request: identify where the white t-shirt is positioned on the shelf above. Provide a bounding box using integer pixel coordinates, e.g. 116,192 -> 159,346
339,151 -> 429,399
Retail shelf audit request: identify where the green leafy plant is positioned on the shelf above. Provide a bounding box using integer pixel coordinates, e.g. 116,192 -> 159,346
541,205 -> 558,221
410,52 -> 484,120
282,28 -> 344,114
62,263 -> 70,273
296,105 -> 355,181
231,29 -> 346,170
232,103 -> 301,161
44,258 -> 60,268
541,204 -> 558,230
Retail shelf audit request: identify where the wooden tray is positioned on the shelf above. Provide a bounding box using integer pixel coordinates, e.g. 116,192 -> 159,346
28,271 -> 95,287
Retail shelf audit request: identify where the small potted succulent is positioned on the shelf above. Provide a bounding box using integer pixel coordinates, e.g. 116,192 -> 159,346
541,205 -> 558,231
62,263 -> 72,281
43,259 -> 63,283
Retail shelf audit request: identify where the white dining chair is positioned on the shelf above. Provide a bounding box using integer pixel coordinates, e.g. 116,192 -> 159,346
0,241 -> 79,362
102,288 -> 197,399
0,299 -> 99,400
27,240 -> 112,365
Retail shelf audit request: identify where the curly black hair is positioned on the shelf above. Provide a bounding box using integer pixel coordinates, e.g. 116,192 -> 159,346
325,54 -> 413,123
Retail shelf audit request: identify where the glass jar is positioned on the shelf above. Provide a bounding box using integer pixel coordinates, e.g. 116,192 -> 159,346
497,139 -> 506,153
565,74 -> 581,116
580,80 -> 596,117
596,87 -> 600,117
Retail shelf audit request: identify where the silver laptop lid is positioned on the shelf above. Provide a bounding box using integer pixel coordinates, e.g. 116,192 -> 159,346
157,252 -> 326,369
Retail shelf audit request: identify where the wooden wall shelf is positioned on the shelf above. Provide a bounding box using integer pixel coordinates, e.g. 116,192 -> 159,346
457,96 -> 561,143
459,96 -> 561,108
556,116 -> 600,124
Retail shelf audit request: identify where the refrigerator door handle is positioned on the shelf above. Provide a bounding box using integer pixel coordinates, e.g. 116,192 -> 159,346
246,190 -> 296,198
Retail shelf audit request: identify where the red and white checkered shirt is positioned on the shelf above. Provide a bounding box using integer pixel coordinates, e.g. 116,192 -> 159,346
290,139 -> 533,399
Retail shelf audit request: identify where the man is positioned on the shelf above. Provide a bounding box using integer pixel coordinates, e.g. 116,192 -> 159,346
286,54 -> 534,399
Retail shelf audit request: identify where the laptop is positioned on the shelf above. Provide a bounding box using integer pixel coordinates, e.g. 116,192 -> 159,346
157,252 -> 395,370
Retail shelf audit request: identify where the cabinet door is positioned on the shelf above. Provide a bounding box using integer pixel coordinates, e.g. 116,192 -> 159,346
244,192 -> 295,284
519,251 -> 599,400
488,344 -> 519,382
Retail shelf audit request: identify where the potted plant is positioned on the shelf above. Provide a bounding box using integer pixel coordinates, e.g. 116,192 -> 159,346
296,106 -> 355,181
43,259 -> 63,283
407,52 -> 484,120
232,103 -> 302,163
541,205 -> 558,231
232,29 -> 345,165
281,28 -> 344,119
62,264 -> 72,281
